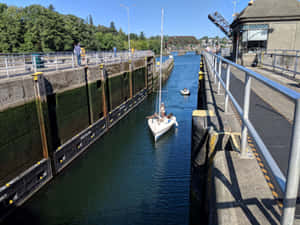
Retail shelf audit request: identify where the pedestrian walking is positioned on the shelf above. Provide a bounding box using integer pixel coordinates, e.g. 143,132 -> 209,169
113,47 -> 117,57
74,43 -> 81,66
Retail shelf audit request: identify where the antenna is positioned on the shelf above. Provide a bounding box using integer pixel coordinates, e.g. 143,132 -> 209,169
232,0 -> 239,19
233,0 -> 236,17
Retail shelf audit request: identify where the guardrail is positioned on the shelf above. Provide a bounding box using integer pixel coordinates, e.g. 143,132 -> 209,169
0,50 -> 154,79
258,50 -> 300,78
203,51 -> 300,225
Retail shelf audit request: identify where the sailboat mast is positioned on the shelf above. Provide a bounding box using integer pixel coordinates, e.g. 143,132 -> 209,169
158,8 -> 164,117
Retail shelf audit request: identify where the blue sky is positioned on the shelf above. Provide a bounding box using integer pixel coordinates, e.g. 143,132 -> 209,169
1,0 -> 249,38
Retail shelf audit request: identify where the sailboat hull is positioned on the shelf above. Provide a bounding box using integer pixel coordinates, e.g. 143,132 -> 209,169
148,116 -> 178,142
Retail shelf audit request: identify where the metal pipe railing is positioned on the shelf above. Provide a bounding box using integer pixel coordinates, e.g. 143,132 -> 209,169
258,50 -> 300,78
203,51 -> 300,225
0,50 -> 154,79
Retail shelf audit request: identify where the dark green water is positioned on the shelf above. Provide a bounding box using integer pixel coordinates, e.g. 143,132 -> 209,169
4,54 -> 200,225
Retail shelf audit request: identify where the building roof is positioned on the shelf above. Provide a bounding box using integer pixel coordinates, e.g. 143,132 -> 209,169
231,0 -> 300,28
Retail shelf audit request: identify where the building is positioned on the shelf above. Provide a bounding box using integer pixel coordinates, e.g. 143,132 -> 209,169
231,0 -> 300,65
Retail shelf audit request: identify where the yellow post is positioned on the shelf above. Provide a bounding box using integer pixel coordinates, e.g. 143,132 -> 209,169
198,71 -> 204,80
32,72 -> 49,159
100,65 -> 108,118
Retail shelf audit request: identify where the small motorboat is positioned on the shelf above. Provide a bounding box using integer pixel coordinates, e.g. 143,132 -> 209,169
180,88 -> 190,95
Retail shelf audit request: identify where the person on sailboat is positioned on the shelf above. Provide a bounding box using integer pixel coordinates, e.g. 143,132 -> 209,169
160,103 -> 166,117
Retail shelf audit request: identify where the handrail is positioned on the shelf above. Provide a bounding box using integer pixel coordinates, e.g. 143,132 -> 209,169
202,51 -> 300,225
0,50 -> 154,79
212,53 -> 300,101
258,50 -> 300,77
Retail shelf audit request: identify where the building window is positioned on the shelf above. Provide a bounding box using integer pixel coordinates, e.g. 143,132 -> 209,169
241,24 -> 268,53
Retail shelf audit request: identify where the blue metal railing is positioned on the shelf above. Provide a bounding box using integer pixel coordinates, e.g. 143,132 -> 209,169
258,50 -> 300,78
203,51 -> 300,225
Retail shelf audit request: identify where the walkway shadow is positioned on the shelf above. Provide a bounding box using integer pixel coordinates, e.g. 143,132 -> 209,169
211,148 -> 281,225
258,67 -> 300,83
288,83 -> 300,88
206,66 -> 225,133
205,60 -> 281,224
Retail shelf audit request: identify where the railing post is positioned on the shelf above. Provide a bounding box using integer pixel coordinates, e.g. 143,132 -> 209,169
225,64 -> 231,113
273,54 -> 276,71
72,53 -> 75,68
12,56 -> 16,74
5,57 -> 9,77
217,59 -> 222,93
241,73 -> 252,158
294,51 -> 298,78
23,54 -> 26,72
55,54 -> 58,71
281,99 -> 300,225
33,55 -> 37,73
214,57 -> 217,82
213,56 -> 216,82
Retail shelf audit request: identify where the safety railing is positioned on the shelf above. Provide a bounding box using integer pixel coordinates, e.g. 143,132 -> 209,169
257,50 -> 300,78
203,51 -> 300,225
0,50 -> 154,79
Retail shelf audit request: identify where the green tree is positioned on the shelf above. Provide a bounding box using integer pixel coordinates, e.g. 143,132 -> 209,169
48,4 -> 55,11
89,14 -> 94,26
0,6 -> 25,52
139,31 -> 145,40
0,3 -> 171,53
148,39 -> 160,54
109,21 -> 117,34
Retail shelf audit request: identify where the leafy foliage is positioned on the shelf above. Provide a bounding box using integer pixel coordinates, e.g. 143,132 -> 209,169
167,36 -> 199,48
0,3 -> 162,53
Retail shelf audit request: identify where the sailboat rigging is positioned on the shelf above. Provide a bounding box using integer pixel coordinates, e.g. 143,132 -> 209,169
147,8 -> 178,142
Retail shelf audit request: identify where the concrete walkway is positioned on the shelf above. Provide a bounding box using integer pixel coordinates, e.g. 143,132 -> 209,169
226,66 -> 300,222
201,59 -> 283,224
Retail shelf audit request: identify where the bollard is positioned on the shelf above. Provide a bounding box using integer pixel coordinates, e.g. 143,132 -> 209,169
198,71 -> 204,81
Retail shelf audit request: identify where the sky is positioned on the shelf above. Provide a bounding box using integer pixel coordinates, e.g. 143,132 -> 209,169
1,0 -> 250,38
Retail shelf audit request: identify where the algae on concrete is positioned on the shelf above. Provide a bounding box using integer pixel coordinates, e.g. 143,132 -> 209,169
88,81 -> 104,122
132,68 -> 146,95
55,86 -> 90,144
107,73 -> 130,110
0,101 -> 43,185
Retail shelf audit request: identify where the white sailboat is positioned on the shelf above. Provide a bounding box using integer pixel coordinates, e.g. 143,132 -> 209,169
147,8 -> 178,142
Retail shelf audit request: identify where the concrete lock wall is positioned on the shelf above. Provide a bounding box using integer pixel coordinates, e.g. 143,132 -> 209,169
0,78 -> 44,187
153,58 -> 174,88
0,55 -> 168,221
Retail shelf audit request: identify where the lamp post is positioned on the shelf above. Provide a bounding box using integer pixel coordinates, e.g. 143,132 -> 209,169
120,4 -> 132,57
